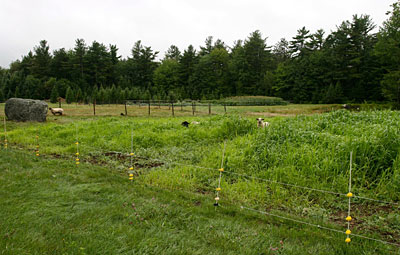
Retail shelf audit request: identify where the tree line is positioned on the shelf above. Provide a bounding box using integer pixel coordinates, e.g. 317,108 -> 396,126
1,1 -> 400,105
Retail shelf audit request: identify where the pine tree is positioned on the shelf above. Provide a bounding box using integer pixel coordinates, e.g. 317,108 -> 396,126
110,84 -> 117,103
97,86 -> 106,104
115,86 -> 123,103
0,88 -> 4,102
65,87 -> 75,104
32,40 -> 52,80
50,84 -> 59,103
14,86 -> 21,98
75,88 -> 83,103
92,85 -> 98,103
7,90 -> 13,100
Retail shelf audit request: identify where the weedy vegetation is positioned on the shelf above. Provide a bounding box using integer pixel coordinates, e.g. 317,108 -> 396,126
1,104 -> 400,254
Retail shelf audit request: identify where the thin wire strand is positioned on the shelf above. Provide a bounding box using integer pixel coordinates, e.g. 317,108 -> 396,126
129,180 -> 400,252
134,155 -> 399,206
347,152 -> 353,239
75,124 -> 79,165
35,128 -> 39,156
3,117 -> 7,150
223,170 -> 347,196
216,141 -> 227,200
240,205 -> 400,248
130,129 -> 133,167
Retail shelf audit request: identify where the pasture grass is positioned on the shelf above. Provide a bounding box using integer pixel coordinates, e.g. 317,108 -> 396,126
212,95 -> 289,106
0,149 -> 397,255
0,103 -> 341,118
1,103 -> 400,253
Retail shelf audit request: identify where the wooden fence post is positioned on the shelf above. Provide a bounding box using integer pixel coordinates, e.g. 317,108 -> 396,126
171,101 -> 175,116
209,103 -> 211,115
125,101 -> 128,116
148,100 -> 151,116
224,103 -> 226,113
93,99 -> 96,116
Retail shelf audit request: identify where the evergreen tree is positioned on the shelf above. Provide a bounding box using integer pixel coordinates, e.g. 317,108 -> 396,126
51,48 -> 71,79
165,45 -> 181,60
73,39 -> 87,82
0,87 -> 4,102
153,59 -> 180,97
199,36 -> 214,56
76,88 -> 83,103
97,86 -> 106,104
236,30 -> 274,95
24,75 -> 41,99
375,1 -> 400,104
50,84 -> 59,103
190,48 -> 230,99
7,90 -> 13,100
179,45 -> 199,98
92,85 -> 98,103
65,87 -> 75,104
289,27 -> 312,57
56,79 -> 71,98
109,84 -> 117,103
128,41 -> 159,90
86,41 -> 112,88
31,40 -> 52,80
273,38 -> 291,64
381,71 -> 400,105
14,86 -> 21,98
115,86 -> 123,103
323,82 -> 344,103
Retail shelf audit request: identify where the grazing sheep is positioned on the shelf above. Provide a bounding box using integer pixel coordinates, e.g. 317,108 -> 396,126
343,104 -> 360,111
181,121 -> 190,127
256,118 -> 269,128
191,121 -> 200,125
49,107 -> 64,116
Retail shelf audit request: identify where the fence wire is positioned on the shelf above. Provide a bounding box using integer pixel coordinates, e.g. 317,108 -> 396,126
133,154 -> 399,206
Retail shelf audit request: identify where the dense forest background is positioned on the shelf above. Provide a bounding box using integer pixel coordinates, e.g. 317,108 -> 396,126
1,1 -> 400,105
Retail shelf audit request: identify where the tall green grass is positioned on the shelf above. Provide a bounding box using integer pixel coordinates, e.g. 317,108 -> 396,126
2,110 -> 400,242
3,111 -> 400,201
3,149 -> 395,254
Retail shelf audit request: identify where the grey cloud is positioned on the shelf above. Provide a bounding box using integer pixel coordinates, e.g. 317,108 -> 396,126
0,0 -> 394,67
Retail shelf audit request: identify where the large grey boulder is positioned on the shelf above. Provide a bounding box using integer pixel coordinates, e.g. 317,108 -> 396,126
5,98 -> 48,122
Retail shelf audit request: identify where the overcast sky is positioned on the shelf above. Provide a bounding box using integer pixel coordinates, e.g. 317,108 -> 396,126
0,0 -> 395,68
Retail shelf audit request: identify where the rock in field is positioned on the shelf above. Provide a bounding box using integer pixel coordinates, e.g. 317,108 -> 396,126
5,98 -> 48,122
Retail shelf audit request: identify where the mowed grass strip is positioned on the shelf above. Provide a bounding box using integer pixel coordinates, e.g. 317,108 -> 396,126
0,103 -> 342,118
0,149 -> 395,255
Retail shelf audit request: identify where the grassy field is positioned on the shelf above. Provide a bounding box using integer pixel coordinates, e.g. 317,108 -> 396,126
0,103 -> 342,118
2,149 -> 385,255
1,103 -> 400,254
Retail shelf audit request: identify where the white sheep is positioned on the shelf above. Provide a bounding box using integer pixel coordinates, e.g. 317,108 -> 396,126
49,107 -> 64,116
256,118 -> 269,128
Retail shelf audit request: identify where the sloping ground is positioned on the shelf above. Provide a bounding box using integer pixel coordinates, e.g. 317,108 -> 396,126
0,149 -> 395,255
